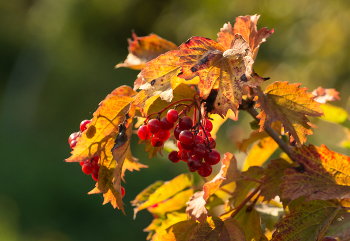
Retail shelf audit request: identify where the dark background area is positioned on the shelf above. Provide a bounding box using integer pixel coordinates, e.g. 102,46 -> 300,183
1,0 -> 350,240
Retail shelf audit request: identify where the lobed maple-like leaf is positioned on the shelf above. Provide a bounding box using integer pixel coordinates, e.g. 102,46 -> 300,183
312,86 -> 340,104
255,81 -> 324,145
133,173 -> 193,218
136,50 -> 184,104
154,217 -> 246,241
280,144 -> 350,204
260,158 -> 290,202
116,32 -> 178,70
177,35 -> 267,116
271,200 -> 340,241
186,153 -> 240,222
217,14 -> 274,60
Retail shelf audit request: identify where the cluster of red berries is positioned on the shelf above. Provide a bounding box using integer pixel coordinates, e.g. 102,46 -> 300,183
68,119 -> 126,197
138,109 -> 221,177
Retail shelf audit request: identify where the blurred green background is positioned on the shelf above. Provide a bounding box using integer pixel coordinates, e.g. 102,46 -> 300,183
1,0 -> 350,240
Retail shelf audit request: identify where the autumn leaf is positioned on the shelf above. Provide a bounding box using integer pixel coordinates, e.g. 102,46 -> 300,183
116,32 -> 178,70
234,207 -> 268,241
217,14 -> 274,60
131,181 -> 164,206
325,211 -> 350,240
121,148 -> 148,182
271,200 -> 340,241
255,81 -> 324,145
312,86 -> 340,104
242,137 -> 278,171
210,110 -> 237,139
260,158 -> 290,202
154,217 -> 246,241
280,144 -> 350,204
177,35 -> 268,117
186,153 -> 240,222
320,103 -> 349,124
137,50 -> 184,104
231,166 -> 264,207
133,173 -> 193,218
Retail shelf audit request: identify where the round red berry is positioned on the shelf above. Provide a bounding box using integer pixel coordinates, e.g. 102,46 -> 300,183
92,169 -> 99,181
179,116 -> 193,130
198,162 -> 212,177
204,137 -> 216,149
201,119 -> 213,132
195,134 -> 203,144
169,151 -> 180,163
187,155 -> 203,172
147,119 -> 161,134
138,125 -> 152,140
204,149 -> 221,165
151,137 -> 164,147
121,186 -> 125,197
70,140 -> 78,150
160,117 -> 174,130
167,109 -> 179,123
179,130 -> 194,145
180,142 -> 195,151
181,150 -> 193,160
155,129 -> 170,141
194,144 -> 207,159
174,124 -> 182,140
82,162 -> 93,175
80,120 -> 91,132
68,132 -> 79,144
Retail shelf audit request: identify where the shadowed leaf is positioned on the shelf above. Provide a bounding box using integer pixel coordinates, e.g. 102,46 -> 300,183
217,14 -> 274,60
116,32 -> 178,70
255,81 -> 323,145
153,220 -> 197,241
280,144 -> 350,204
325,211 -> 350,240
271,200 -> 340,241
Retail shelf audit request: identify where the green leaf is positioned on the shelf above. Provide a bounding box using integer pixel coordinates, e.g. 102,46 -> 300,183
234,207 -> 268,241
325,211 -> 350,240
271,200 -> 341,241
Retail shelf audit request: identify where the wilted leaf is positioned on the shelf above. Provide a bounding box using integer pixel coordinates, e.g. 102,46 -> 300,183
231,166 -> 264,207
312,86 -> 340,104
325,211 -> 350,240
116,32 -> 178,70
260,158 -> 291,202
217,14 -> 274,60
148,189 -> 194,218
242,137 -> 278,171
255,81 -> 323,145
280,144 -> 350,204
137,50 -> 184,104
271,200 -> 340,241
133,173 -> 193,218
234,207 -> 268,241
177,35 -> 267,116
186,153 -> 240,222
66,94 -> 134,163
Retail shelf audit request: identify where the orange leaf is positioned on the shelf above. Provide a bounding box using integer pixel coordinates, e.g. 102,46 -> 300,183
177,35 -> 268,117
312,86 -> 340,104
280,144 -> 350,204
255,81 -> 324,145
116,32 -> 178,70
121,148 -> 148,182
186,153 -> 241,222
218,15 -> 274,60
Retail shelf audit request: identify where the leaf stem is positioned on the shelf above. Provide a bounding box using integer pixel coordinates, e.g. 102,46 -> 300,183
230,184 -> 262,218
240,173 -> 263,184
243,101 -> 295,162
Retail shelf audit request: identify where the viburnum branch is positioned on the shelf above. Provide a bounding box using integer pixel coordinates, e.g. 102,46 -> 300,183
230,184 -> 262,218
246,191 -> 261,212
242,100 -> 295,162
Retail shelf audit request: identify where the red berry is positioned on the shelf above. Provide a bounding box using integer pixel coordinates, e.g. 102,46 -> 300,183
204,137 -> 216,149
194,144 -> 207,159
92,156 -> 99,163
147,119 -> 161,134
181,150 -> 193,160
160,117 -> 174,130
201,119 -> 213,132
80,120 -> 91,132
180,142 -> 195,151
82,162 -> 93,175
92,169 -> 99,181
80,161 -> 85,166
70,140 -> 78,150
155,129 -> 170,141
187,155 -> 203,172
179,116 -> 193,130
179,130 -> 194,145
199,129 -> 211,138
167,109 -> 179,123
177,141 -> 182,150
204,149 -> 221,165
174,124 -> 182,140
198,162 -> 212,177
195,135 -> 203,144
121,186 -> 125,197
151,137 -> 164,147
68,132 -> 79,144
169,151 -> 180,163
138,125 -> 152,140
